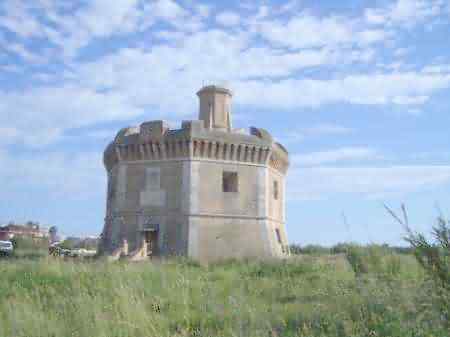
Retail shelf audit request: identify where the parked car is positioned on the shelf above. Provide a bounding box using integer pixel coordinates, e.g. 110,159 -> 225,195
0,240 -> 13,256
48,244 -> 73,258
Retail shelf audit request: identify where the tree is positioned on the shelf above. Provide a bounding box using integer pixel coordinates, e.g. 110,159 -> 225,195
49,226 -> 59,243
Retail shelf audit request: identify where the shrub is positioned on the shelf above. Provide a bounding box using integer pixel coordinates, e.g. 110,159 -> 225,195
345,245 -> 369,275
405,217 -> 450,327
10,236 -> 48,259
289,244 -> 330,255
385,203 -> 450,328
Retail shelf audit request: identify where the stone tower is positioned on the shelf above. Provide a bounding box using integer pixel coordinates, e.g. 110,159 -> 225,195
197,85 -> 232,131
100,85 -> 290,263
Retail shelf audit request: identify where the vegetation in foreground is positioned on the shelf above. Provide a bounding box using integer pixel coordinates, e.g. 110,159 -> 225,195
0,246 -> 447,337
1,214 -> 448,337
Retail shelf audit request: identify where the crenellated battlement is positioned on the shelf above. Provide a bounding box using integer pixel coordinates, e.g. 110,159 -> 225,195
104,121 -> 289,174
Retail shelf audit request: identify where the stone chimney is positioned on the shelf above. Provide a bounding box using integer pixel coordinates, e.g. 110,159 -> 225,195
197,85 -> 232,131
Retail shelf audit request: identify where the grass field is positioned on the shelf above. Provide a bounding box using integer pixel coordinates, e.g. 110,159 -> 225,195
0,246 -> 448,337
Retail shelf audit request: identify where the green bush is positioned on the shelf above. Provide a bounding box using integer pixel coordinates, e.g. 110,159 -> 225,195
384,204 -> 450,329
345,245 -> 369,275
405,217 -> 450,328
289,244 -> 331,255
10,236 -> 48,259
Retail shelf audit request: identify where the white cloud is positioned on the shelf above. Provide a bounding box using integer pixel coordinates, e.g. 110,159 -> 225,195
1,1 -> 449,149
422,64 -> 450,74
292,147 -> 381,166
288,165 -> 450,200
280,124 -> 353,144
394,47 -> 410,57
61,0 -> 186,57
0,85 -> 142,147
365,8 -> 387,25
357,29 -> 389,45
0,0 -> 200,61
389,0 -> 441,24
255,14 -> 354,49
150,0 -> 187,20
0,127 -> 19,144
251,0 -> 443,50
306,125 -> 354,135
195,4 -> 211,18
235,71 -> 450,108
216,11 -> 240,26
254,5 -> 270,20
392,95 -> 429,105
407,107 -> 422,116
278,1 -> 300,14
0,1 -> 47,38
2,48 -> 449,148
365,0 -> 443,27
3,42 -> 46,64
153,30 -> 186,42
0,149 -> 104,198
65,33 -> 373,113
84,129 -> 117,140
0,0 -> 444,69
73,0 -> 141,36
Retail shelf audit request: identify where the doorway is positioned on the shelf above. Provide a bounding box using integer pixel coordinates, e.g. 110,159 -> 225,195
143,230 -> 159,257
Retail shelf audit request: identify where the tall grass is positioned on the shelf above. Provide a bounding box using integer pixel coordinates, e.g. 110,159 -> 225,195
405,217 -> 450,329
10,236 -> 48,259
0,249 -> 447,337
385,204 -> 450,329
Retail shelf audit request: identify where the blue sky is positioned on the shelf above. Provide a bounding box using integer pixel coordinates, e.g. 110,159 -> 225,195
1,0 -> 450,245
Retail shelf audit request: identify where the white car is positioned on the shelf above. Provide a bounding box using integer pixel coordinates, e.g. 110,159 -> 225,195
0,240 -> 13,256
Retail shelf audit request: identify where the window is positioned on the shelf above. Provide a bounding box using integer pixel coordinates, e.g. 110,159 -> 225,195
273,180 -> 279,200
275,228 -> 282,244
146,167 -> 160,190
223,171 -> 238,192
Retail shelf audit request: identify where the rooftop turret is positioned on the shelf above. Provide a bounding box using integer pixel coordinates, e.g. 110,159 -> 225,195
197,85 -> 232,131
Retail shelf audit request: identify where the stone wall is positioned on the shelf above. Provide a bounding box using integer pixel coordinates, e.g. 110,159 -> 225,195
103,160 -> 188,255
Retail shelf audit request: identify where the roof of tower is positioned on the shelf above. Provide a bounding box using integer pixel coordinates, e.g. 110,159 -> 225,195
103,86 -> 289,173
196,84 -> 232,96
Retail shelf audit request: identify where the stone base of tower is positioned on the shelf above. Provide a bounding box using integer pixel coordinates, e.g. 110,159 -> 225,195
187,216 -> 289,264
99,215 -> 289,264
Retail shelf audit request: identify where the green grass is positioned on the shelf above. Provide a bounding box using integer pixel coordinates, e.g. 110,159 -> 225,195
0,249 -> 448,337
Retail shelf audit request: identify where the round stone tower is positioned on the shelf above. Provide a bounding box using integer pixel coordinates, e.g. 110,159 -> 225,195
100,85 -> 290,263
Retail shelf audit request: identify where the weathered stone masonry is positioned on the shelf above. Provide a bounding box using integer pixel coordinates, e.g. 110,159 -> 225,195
100,85 -> 289,263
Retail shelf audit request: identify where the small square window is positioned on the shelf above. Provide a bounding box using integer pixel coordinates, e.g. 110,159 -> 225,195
273,180 -> 279,200
223,171 -> 238,192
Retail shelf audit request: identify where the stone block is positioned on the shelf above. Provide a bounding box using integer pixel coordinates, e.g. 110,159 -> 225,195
140,120 -> 169,138
140,190 -> 166,207
181,120 -> 204,133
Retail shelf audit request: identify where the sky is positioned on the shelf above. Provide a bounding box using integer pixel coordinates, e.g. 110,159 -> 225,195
1,0 -> 450,246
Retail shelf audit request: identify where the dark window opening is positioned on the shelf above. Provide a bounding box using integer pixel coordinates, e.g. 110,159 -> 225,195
223,171 -> 238,192
275,228 -> 282,244
273,180 -> 279,200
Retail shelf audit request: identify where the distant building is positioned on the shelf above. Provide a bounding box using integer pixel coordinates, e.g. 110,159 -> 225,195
99,85 -> 290,263
0,223 -> 48,241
